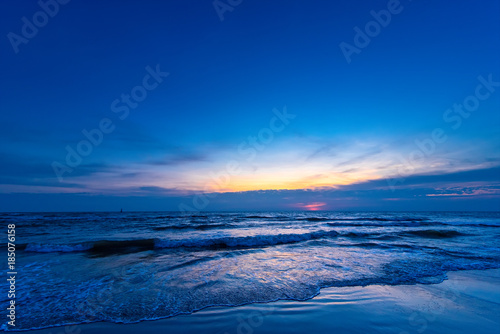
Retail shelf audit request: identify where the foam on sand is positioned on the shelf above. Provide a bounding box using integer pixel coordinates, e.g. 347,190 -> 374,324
23,269 -> 500,334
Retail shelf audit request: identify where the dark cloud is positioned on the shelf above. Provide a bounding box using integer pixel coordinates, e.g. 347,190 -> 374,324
146,152 -> 207,166
350,166 -> 500,191
0,152 -> 109,187
1,157 -> 499,211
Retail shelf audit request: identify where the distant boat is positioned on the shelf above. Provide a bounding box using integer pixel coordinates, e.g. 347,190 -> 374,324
120,208 -> 123,213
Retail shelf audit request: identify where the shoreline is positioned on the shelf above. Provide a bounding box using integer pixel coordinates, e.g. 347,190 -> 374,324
15,268 -> 500,333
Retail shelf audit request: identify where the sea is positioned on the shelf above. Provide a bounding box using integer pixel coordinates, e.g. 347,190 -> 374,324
2,211 -> 500,331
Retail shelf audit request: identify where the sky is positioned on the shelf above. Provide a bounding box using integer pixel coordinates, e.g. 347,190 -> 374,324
1,0 -> 499,212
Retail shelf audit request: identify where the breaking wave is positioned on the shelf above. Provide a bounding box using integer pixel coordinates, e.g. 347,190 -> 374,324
23,230 -> 341,254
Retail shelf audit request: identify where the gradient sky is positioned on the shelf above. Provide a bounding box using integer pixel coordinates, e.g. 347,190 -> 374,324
1,0 -> 499,212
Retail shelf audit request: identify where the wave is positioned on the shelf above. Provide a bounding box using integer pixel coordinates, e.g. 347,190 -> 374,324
11,261 -> 500,333
298,217 -> 331,222
152,223 -> 232,231
340,229 -> 467,240
238,215 -> 430,222
327,221 -> 445,228
403,229 -> 467,238
22,228 -> 468,254
241,215 -> 292,221
462,223 -> 500,228
342,231 -> 374,238
302,216 -> 430,222
23,230 -> 340,254
339,242 -> 419,250
24,239 -> 157,254
155,230 -> 339,249
175,214 -> 209,219
24,243 -> 93,253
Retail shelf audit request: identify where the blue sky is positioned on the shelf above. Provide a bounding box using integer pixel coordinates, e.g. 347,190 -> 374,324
1,0 -> 499,211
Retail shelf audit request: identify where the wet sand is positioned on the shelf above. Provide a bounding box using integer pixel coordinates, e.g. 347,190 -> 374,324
25,269 -> 500,334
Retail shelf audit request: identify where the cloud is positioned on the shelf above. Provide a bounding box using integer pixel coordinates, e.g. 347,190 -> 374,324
146,152 -> 207,166
2,164 -> 499,211
306,143 -> 339,161
357,166 -> 500,190
293,202 -> 327,211
334,147 -> 383,167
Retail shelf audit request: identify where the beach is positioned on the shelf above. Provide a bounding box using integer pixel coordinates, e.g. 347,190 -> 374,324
3,0 -> 499,331
24,268 -> 500,334
6,211 -> 500,332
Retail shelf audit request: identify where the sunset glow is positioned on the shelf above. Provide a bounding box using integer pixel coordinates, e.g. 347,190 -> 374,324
294,202 -> 327,211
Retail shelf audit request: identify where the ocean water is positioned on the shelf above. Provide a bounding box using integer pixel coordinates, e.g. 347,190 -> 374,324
3,211 -> 500,331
